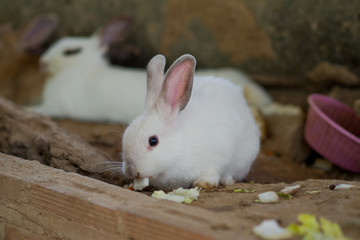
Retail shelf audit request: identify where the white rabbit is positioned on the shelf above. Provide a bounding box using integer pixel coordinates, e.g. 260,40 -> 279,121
122,54 -> 260,190
31,36 -> 147,123
29,33 -> 272,124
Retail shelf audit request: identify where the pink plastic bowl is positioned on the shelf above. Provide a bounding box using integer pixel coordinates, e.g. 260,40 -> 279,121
305,94 -> 360,172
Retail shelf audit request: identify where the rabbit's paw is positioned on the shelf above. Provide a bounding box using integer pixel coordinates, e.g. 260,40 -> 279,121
193,179 -> 219,189
220,175 -> 235,186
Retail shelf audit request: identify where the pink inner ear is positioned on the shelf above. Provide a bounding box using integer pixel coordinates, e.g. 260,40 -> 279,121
166,62 -> 190,110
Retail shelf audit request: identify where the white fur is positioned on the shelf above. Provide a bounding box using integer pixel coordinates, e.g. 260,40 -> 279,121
32,36 -> 146,123
29,35 -> 271,123
122,55 -> 260,190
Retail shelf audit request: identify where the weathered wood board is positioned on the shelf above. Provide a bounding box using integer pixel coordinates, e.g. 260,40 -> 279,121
0,153 -> 250,240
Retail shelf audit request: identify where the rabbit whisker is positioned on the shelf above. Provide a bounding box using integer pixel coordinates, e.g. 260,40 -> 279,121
94,166 -> 124,175
82,161 -> 123,169
105,129 -> 124,137
107,170 -> 124,179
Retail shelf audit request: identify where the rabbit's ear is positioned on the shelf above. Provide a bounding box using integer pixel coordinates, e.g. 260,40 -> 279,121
19,14 -> 59,53
91,16 -> 133,55
146,54 -> 166,109
99,16 -> 133,47
160,54 -> 196,113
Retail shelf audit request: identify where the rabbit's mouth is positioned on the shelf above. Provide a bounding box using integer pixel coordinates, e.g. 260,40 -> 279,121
123,164 -> 151,180
123,165 -> 137,179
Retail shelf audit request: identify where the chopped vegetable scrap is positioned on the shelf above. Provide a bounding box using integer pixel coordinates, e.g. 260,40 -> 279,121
133,177 -> 149,191
306,190 -> 321,194
152,190 -> 187,203
233,188 -> 256,193
276,185 -> 301,200
334,184 -> 356,190
151,187 -> 200,204
256,191 -> 280,203
253,219 -> 293,240
287,214 -> 351,240
280,185 -> 301,195
254,214 -> 351,240
277,192 -> 292,200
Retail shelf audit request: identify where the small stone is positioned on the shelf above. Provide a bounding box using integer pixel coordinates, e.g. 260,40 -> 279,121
307,61 -> 360,86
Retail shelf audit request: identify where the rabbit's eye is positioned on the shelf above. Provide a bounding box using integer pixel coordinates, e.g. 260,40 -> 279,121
63,47 -> 82,56
148,135 -> 159,147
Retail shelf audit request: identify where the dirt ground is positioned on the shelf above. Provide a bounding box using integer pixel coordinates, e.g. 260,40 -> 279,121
51,119 -> 360,239
193,180 -> 360,239
55,119 -> 360,183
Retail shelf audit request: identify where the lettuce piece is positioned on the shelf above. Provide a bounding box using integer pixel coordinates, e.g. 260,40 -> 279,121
257,191 -> 280,203
280,185 -> 301,195
253,220 -> 293,239
277,192 -> 293,200
320,217 -> 351,240
334,184 -> 356,190
151,187 -> 200,204
233,188 -> 256,193
183,197 -> 194,204
171,187 -> 200,200
133,177 -> 149,191
152,190 -> 185,203
287,214 -> 351,240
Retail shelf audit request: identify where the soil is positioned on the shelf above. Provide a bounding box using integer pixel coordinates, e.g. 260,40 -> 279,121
55,119 -> 360,183
52,119 -> 360,239
194,180 -> 360,239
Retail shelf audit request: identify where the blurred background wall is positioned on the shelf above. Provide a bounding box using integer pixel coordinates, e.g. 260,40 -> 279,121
1,0 -> 359,105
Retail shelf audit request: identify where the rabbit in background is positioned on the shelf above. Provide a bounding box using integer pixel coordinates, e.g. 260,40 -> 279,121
122,54 -> 260,189
30,18 -> 272,132
35,35 -> 147,123
0,14 -> 58,104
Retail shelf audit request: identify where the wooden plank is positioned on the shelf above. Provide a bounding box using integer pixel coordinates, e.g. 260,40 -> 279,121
4,224 -> 46,240
0,153 -> 241,240
29,185 -> 118,233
